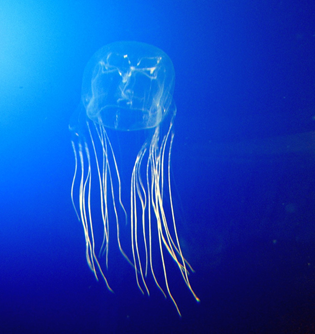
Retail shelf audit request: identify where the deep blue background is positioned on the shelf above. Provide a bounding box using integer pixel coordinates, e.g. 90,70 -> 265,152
1,0 -> 315,333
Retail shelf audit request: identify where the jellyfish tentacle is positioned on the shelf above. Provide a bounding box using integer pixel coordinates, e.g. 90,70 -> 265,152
167,134 -> 200,302
102,126 -> 133,267
70,140 -> 80,221
148,132 -> 181,315
135,145 -> 149,277
87,121 -> 110,266
147,120 -> 199,314
71,137 -> 113,292
146,143 -> 167,299
131,144 -> 151,295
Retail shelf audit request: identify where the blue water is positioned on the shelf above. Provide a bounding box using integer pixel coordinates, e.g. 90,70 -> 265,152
1,0 -> 315,333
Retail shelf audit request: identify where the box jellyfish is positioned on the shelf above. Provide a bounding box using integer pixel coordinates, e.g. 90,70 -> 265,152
69,41 -> 199,314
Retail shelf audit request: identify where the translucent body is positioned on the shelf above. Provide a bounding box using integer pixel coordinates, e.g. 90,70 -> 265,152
81,41 -> 175,131
70,42 -> 199,315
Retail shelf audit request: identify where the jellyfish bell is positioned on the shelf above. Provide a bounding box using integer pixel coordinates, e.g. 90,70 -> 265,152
70,41 -> 199,315
81,41 -> 176,131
